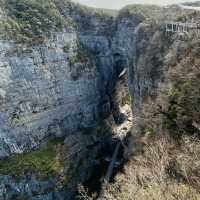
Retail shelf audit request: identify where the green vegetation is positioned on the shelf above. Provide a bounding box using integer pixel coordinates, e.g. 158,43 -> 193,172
15,195 -> 29,200
68,42 -> 98,80
96,31 -> 200,200
125,39 -> 200,199
176,14 -> 187,22
118,4 -> 161,20
63,44 -> 71,53
11,116 -> 23,125
139,39 -> 200,138
0,138 -> 65,179
178,11 -> 199,22
0,0 -> 74,43
73,2 -> 117,17
0,0 -> 117,43
69,54 -> 79,66
121,92 -> 132,106
69,42 -> 96,66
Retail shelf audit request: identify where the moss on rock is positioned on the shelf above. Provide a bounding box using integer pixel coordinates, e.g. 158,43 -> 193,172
0,138 -> 65,179
121,93 -> 132,106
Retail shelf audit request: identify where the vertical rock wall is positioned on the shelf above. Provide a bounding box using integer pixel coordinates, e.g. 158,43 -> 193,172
0,30 -> 112,157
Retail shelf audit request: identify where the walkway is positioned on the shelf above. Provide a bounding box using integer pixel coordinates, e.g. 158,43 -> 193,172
165,22 -> 200,33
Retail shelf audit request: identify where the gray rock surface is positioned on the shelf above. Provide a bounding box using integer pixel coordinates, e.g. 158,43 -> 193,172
0,2 -> 181,199
0,175 -> 65,200
0,30 -> 112,158
0,7 -> 143,158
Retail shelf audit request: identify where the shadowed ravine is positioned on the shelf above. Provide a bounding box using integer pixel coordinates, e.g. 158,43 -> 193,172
0,1 -> 200,200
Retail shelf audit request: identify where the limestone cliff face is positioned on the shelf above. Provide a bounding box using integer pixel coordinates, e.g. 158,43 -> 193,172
0,2 -> 120,198
0,1 -> 169,159
129,23 -> 170,110
0,6 -> 143,198
0,1 -> 192,199
0,2 -> 146,158
126,21 -> 190,112
0,29 -> 114,198
112,11 -> 166,111
0,5 -> 121,158
0,30 -> 112,157
114,5 -> 193,112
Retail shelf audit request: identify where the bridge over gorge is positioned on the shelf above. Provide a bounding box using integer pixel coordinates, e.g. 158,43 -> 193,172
165,21 -> 200,34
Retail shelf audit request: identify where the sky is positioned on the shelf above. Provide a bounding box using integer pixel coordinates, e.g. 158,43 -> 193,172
72,0 -> 199,10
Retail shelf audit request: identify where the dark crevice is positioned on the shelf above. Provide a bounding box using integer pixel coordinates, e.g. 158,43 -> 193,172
74,138 -> 127,200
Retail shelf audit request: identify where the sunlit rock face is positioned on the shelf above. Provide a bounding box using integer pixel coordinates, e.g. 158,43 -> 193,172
0,4 -> 158,158
113,13 -> 172,112
0,30 -> 112,158
0,2 -> 123,158
0,2 -> 185,199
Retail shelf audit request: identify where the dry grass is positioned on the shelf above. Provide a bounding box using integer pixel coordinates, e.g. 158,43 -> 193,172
100,134 -> 200,200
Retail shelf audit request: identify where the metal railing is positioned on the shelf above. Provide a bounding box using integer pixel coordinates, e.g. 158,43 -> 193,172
165,22 -> 200,34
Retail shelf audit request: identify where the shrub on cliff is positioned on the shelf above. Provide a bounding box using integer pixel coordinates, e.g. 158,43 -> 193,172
125,39 -> 200,199
0,138 -> 65,179
101,134 -> 200,200
99,37 -> 200,200
0,0 -> 74,43
141,39 -> 200,138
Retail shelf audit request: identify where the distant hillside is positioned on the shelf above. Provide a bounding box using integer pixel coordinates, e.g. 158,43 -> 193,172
182,1 -> 200,6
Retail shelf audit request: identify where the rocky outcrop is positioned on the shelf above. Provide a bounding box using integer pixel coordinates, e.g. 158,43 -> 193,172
112,5 -> 199,113
0,175 -> 65,200
0,2 -> 121,198
130,23 -> 170,110
0,2 -> 140,158
0,1 -> 193,199
0,30 -> 112,157
0,120 -> 113,200
0,0 -> 169,158
111,12 -> 168,112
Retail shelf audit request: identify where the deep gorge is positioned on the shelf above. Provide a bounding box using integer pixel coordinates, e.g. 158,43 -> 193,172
0,1 -> 200,200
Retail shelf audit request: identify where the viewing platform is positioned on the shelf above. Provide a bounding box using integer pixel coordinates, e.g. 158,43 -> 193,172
165,21 -> 200,34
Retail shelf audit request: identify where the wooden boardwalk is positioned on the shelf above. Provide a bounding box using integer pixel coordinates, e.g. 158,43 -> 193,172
165,22 -> 200,34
